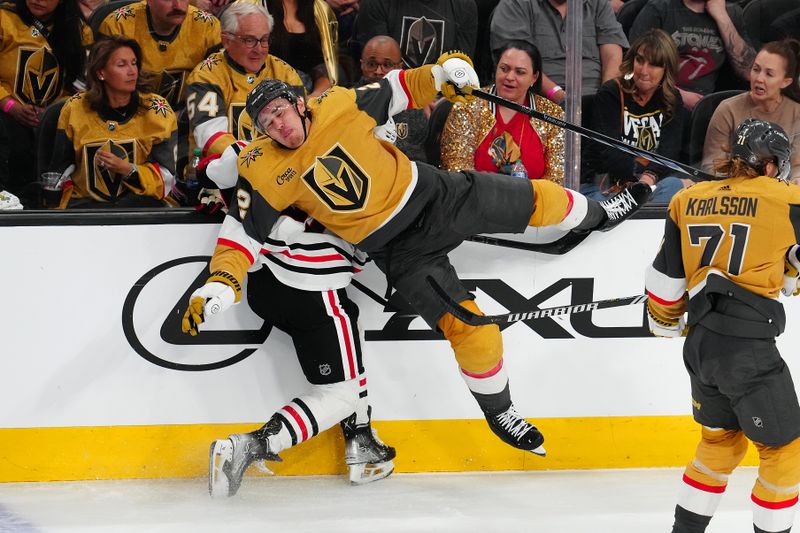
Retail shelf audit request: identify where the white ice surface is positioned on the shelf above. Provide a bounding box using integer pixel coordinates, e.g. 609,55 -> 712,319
0,467 -> 774,532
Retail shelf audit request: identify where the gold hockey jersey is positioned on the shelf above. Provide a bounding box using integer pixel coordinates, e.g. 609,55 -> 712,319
55,91 -> 177,204
0,5 -> 60,106
184,51 -> 303,156
208,66 -> 441,287
646,176 -> 800,321
98,1 -> 220,108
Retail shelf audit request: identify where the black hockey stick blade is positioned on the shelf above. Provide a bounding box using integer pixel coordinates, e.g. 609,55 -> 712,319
471,89 -> 716,182
466,230 -> 590,255
427,275 -> 647,326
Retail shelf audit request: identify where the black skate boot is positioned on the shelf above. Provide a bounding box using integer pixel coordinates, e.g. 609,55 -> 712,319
340,412 -> 396,485
209,415 -> 283,498
595,181 -> 653,232
485,404 -> 546,456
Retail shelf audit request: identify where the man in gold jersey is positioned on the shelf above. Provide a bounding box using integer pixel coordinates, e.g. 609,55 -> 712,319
646,119 -> 800,533
181,51 -> 650,476
98,0 -> 221,109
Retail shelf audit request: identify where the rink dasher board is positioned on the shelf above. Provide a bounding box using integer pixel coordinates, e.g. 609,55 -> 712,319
1,218 -> 794,480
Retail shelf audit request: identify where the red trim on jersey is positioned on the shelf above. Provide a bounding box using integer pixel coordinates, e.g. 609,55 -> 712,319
752,492 -> 799,510
359,377 -> 367,387
326,290 -> 356,379
284,405 -> 308,442
682,474 -> 726,494
202,131 -> 228,157
260,249 -> 346,263
217,238 -> 255,264
461,359 -> 504,379
648,290 -> 683,307
561,189 -> 574,222
398,70 -> 413,109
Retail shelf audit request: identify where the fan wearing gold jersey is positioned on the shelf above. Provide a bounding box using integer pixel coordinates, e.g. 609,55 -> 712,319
184,2 -> 302,168
0,0 -> 85,203
646,119 -> 800,533
97,0 -> 221,109
49,37 -> 177,208
181,51 -> 651,460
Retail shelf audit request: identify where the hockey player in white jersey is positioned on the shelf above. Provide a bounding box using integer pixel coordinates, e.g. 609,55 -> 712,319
184,147 -> 394,497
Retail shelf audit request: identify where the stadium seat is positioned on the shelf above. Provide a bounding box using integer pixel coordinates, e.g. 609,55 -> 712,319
742,0 -> 798,49
616,0 -> 648,38
686,90 -> 743,167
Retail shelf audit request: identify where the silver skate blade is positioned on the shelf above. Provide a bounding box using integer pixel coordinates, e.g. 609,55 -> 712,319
348,460 -> 395,485
209,439 -> 233,498
531,445 -> 547,457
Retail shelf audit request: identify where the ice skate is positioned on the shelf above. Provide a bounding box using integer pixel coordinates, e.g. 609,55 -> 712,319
485,404 -> 546,456
596,181 -> 652,232
209,417 -> 283,498
341,414 -> 396,485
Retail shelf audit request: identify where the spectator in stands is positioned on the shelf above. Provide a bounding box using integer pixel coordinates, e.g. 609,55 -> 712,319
97,0 -> 221,110
489,0 -> 628,104
702,38 -> 800,183
354,0 -> 478,69
0,0 -> 85,205
582,29 -> 689,203
48,37 -> 178,208
440,41 -> 565,184
353,35 -> 428,162
629,0 -> 755,112
78,0 -> 105,48
263,0 -> 340,95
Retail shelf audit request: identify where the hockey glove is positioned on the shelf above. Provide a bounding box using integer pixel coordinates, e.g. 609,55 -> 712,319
782,245 -> 800,296
431,51 -> 479,104
647,301 -> 687,338
195,188 -> 227,215
181,278 -> 237,336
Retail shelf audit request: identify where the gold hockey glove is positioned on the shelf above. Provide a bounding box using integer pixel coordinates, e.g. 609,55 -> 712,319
181,271 -> 241,335
647,300 -> 687,338
431,51 -> 479,103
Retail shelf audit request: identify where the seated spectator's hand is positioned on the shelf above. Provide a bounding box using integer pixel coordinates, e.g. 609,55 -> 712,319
8,101 -> 41,128
679,178 -> 695,188
432,51 -> 479,103
95,149 -> 133,176
679,89 -> 704,111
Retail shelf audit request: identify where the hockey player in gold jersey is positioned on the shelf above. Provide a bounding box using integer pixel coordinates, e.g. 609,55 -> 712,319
97,0 -> 221,109
646,119 -> 800,533
49,37 -> 177,207
181,51 -> 650,464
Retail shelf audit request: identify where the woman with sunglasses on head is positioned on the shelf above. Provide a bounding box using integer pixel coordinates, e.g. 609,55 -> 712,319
439,41 -> 565,184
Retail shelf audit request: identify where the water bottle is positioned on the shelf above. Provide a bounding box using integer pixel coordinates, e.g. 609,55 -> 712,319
510,159 -> 528,179
186,148 -> 202,189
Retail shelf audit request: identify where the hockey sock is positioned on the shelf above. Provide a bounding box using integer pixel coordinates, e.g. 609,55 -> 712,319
751,437 -> 800,533
672,505 -> 712,533
460,359 -> 511,415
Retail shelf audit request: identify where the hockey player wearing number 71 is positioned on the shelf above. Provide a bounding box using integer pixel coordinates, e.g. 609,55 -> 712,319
182,51 -> 652,485
645,119 -> 800,533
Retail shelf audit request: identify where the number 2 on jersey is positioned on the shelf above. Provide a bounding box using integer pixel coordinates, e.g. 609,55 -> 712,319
687,223 -> 751,276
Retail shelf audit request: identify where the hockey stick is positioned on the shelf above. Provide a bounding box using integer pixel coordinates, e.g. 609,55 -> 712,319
427,276 -> 647,326
471,89 -> 716,181
466,230 -> 589,255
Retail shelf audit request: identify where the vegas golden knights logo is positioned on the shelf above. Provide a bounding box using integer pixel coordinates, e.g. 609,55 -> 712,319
302,145 -> 369,211
155,70 -> 187,108
15,46 -> 60,106
229,103 -> 256,141
83,140 -> 136,201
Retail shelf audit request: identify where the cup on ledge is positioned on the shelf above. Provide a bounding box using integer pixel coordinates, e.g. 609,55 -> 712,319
40,172 -> 64,209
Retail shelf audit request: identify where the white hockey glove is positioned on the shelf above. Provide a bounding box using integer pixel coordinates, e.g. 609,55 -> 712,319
431,51 -> 479,104
181,272 -> 240,335
647,302 -> 687,338
196,187 -> 227,215
782,245 -> 800,297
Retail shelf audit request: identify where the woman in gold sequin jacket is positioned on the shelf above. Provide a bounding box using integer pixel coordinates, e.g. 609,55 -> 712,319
440,41 -> 565,185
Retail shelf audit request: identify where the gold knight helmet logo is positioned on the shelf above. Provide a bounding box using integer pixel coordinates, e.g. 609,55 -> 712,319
15,46 -> 60,106
302,145 -> 369,211
84,139 -> 136,201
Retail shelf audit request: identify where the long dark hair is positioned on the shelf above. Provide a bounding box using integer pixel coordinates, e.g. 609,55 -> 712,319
759,39 -> 800,104
14,0 -> 85,92
618,28 -> 679,120
494,40 -> 543,96
264,0 -> 320,57
84,36 -> 153,111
